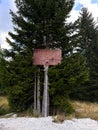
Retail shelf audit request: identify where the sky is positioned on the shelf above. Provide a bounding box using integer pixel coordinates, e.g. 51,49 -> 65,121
0,0 -> 98,49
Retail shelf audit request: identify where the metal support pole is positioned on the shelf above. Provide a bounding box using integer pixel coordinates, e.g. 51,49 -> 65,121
34,74 -> 37,113
42,65 -> 49,117
37,68 -> 41,114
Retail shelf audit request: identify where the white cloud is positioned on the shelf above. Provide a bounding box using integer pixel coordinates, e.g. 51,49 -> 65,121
68,0 -> 98,23
78,0 -> 98,22
68,9 -> 80,23
87,3 -> 98,22
75,0 -> 91,5
0,31 -> 11,49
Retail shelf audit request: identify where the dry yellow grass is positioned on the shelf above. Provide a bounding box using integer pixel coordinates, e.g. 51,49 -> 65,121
0,96 -> 9,109
72,101 -> 98,120
0,96 -> 98,120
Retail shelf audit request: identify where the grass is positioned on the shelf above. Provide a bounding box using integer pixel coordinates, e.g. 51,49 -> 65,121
54,101 -> 98,121
0,96 -> 10,116
0,96 -> 9,107
0,96 -> 98,120
71,101 -> 98,120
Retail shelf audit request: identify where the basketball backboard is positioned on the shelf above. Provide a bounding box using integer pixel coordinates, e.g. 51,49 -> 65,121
33,49 -> 62,66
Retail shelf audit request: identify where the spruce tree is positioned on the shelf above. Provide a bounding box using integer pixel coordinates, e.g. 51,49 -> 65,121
74,8 -> 98,101
49,53 -> 89,114
0,47 -> 8,95
3,0 -> 75,113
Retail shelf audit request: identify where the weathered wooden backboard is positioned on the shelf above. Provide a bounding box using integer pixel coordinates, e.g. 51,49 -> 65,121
33,49 -> 62,66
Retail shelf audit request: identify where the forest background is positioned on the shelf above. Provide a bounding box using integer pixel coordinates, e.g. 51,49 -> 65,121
0,0 -> 98,116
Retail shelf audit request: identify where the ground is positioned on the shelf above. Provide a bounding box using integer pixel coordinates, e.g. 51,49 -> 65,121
0,117 -> 98,130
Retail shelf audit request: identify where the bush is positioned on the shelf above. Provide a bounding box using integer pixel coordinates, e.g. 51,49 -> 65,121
8,85 -> 33,112
0,106 -> 6,115
52,96 -> 75,115
0,105 -> 10,116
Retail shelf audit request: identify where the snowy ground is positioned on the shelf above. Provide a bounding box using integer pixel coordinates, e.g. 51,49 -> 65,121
0,117 -> 98,130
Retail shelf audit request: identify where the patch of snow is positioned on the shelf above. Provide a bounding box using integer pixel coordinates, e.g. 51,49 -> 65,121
0,117 -> 98,130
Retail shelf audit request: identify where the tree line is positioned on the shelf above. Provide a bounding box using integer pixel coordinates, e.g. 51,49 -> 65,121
0,0 -> 98,115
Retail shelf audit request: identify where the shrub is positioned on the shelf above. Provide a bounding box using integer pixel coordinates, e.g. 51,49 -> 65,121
8,85 -> 33,112
52,96 -> 75,115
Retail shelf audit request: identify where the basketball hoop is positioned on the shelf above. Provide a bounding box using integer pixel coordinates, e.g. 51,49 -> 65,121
33,49 -> 62,117
33,49 -> 61,66
44,58 -> 54,68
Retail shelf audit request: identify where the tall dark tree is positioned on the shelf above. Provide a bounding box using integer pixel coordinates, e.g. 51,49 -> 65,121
3,0 -> 75,113
49,53 -> 89,114
0,47 -> 8,95
8,0 -> 75,55
73,8 -> 98,101
0,47 -> 3,94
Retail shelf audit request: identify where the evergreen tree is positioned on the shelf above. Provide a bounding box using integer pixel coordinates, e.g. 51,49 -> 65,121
3,0 -> 75,113
9,0 -> 75,55
0,47 -> 8,95
49,53 -> 89,114
0,47 -> 3,94
74,8 -> 98,101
